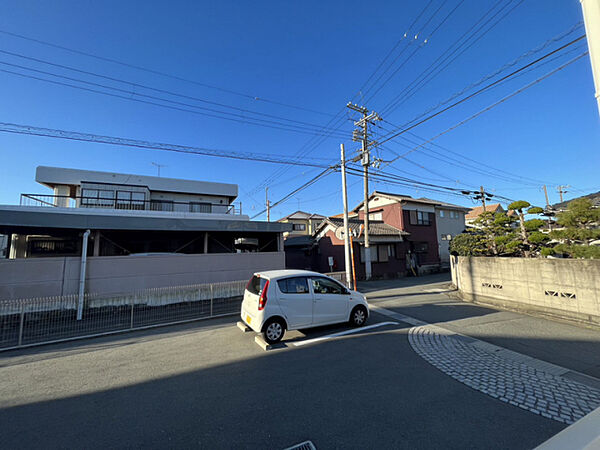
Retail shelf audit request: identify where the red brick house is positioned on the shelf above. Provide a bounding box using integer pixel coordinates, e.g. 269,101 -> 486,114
312,217 -> 409,279
351,192 -> 446,272
283,191 -> 467,278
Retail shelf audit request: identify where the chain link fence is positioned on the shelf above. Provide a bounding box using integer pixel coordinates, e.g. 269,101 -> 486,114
0,280 -> 247,351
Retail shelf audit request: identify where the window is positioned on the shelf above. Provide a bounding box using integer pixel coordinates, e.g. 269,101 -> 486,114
439,210 -> 445,218
418,211 -> 430,225
360,244 -> 395,263
190,202 -> 211,213
359,246 -> 378,263
369,212 -> 382,221
388,244 -> 396,259
277,277 -> 309,294
293,224 -> 306,231
450,211 -> 459,219
247,276 -> 268,295
409,210 -> 432,226
311,277 -> 345,295
151,200 -> 174,212
81,189 -> 114,207
27,237 -> 79,256
413,242 -> 429,253
378,245 -> 389,262
116,191 -> 145,210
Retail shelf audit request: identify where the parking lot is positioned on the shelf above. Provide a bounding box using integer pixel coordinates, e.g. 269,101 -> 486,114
1,274 -> 599,449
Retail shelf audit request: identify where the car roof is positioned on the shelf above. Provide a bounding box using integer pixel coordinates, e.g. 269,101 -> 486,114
254,269 -> 326,279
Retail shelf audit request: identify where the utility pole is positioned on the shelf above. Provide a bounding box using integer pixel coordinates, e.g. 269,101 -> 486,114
543,185 -> 550,208
480,186 -> 486,212
557,185 -> 569,203
265,187 -> 270,222
580,0 -> 600,115
542,185 -> 554,231
340,144 -> 352,290
470,186 -> 492,211
347,101 -> 381,281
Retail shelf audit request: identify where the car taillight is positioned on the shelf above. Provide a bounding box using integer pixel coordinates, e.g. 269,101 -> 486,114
245,276 -> 254,291
258,280 -> 269,310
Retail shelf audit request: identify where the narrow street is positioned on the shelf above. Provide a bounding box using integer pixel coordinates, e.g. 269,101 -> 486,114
2,274 -> 597,449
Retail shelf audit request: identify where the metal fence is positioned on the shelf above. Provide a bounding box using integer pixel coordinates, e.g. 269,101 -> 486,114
0,280 -> 247,351
20,193 -> 243,215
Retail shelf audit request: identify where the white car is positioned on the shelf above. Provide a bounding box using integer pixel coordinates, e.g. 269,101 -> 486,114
241,269 -> 369,344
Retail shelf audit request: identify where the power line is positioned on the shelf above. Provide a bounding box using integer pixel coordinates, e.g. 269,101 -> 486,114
358,0 -> 443,101
381,0 -> 525,116
390,21 -> 584,131
354,0 -> 435,99
0,121 -> 334,168
0,50 -> 350,138
255,0 -> 456,189
0,28 -> 335,117
243,1 -> 451,197
346,165 -> 517,203
385,52 -> 589,163
380,143 -> 480,188
377,35 -> 587,145
381,131 -> 555,187
250,168 -> 335,219
0,66 -> 350,140
364,0 -> 465,105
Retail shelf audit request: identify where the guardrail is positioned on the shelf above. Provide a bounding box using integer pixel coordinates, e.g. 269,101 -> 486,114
0,280 -> 247,351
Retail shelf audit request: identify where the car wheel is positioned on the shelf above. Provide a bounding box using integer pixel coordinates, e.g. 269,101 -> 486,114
263,318 -> 285,344
350,306 -> 367,327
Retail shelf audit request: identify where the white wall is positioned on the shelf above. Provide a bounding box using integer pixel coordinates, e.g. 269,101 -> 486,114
453,256 -> 600,326
0,252 -> 285,300
435,209 -> 466,266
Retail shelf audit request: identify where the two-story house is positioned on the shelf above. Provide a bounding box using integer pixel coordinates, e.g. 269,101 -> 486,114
303,191 -> 468,278
0,166 -> 290,299
278,211 -> 325,237
465,203 -> 506,226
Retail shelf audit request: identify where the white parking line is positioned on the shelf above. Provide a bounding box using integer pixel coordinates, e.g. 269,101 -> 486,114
292,321 -> 399,347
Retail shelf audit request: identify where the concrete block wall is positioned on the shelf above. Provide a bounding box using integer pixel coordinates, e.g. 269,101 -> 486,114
452,256 -> 600,326
0,252 -> 285,300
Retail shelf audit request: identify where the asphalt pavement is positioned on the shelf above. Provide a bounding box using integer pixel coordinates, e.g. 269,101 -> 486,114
2,273 -> 597,449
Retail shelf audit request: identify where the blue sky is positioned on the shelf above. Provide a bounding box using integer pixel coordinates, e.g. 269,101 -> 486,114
0,0 -> 598,219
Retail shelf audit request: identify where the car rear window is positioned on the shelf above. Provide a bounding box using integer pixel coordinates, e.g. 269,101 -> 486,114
247,275 -> 267,295
277,277 -> 309,294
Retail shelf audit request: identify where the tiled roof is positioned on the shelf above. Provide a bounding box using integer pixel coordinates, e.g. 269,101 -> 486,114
353,191 -> 470,211
324,217 -> 409,236
465,203 -> 504,220
329,212 -> 359,219
284,235 -> 315,247
417,198 -> 472,211
278,210 -> 327,221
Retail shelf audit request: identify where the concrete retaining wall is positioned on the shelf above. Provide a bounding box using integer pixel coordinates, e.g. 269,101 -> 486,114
451,256 -> 600,326
0,252 -> 285,300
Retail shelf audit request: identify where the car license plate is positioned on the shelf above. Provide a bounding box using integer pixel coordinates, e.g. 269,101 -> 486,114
246,315 -> 252,324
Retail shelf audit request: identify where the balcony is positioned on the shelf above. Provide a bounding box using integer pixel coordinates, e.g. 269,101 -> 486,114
19,194 -> 242,215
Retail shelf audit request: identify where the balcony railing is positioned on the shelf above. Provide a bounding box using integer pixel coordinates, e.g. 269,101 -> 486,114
19,194 -> 242,215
